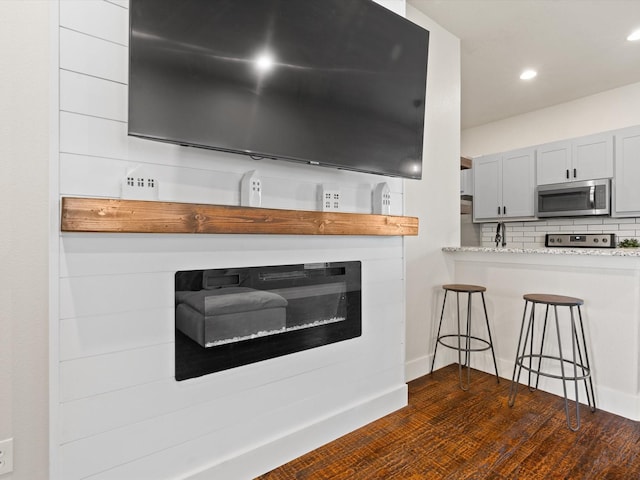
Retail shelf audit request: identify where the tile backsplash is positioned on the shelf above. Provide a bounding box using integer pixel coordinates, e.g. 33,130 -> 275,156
480,217 -> 640,248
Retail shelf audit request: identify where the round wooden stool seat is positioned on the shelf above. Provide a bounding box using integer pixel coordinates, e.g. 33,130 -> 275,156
443,284 -> 486,293
523,293 -> 583,307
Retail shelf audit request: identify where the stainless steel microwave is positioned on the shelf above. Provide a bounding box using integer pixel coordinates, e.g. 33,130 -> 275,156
535,179 -> 610,218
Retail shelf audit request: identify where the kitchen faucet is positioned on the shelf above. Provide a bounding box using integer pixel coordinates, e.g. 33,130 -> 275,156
495,222 -> 507,248
501,222 -> 507,247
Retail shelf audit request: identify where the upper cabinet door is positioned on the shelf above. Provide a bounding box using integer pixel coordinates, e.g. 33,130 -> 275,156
473,155 -> 502,221
460,169 -> 473,196
472,150 -> 535,222
573,132 -> 613,181
502,148 -> 536,218
536,140 -> 572,185
613,126 -> 640,217
537,134 -> 613,185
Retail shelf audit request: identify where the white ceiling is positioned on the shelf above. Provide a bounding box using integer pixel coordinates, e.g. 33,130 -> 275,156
408,0 -> 640,129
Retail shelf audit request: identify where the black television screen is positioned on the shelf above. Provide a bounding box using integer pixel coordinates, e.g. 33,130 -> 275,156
128,0 -> 429,179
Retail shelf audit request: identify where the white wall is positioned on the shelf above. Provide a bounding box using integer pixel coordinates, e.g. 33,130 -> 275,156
0,2 -> 51,480
49,1 -> 456,479
404,5 -> 461,381
462,81 -> 640,157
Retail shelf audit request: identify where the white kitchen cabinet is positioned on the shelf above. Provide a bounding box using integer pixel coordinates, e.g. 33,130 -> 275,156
612,125 -> 640,217
473,148 -> 536,222
536,133 -> 613,185
574,132 -> 614,181
536,140 -> 571,185
460,168 -> 473,196
473,154 -> 501,220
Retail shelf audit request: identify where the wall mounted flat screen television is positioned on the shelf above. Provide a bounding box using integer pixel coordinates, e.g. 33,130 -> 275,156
128,0 -> 429,179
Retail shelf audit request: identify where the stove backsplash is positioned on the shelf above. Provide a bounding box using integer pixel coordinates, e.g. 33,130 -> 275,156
480,217 -> 640,249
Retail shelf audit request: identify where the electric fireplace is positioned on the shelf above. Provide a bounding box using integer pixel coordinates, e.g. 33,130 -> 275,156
175,261 -> 361,380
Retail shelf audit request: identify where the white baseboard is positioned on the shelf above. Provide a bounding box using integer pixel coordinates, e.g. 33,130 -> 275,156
595,385 -> 640,421
405,348 -> 460,382
405,354 -> 431,382
185,385 -> 408,480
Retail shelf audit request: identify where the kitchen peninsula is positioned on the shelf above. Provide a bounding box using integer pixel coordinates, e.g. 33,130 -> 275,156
442,246 -> 640,421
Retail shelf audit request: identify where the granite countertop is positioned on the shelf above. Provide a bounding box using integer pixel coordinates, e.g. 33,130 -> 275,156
442,246 -> 640,257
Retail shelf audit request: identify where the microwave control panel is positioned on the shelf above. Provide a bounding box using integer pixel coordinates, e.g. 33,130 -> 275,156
545,233 -> 616,248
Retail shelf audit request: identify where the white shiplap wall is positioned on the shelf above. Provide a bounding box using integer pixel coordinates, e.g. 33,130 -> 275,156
54,1 -> 409,479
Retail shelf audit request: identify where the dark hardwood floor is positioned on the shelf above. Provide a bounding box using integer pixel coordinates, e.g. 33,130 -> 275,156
257,364 -> 640,479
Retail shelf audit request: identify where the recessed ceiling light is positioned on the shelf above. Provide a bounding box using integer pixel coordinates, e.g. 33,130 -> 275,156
520,69 -> 537,80
627,29 -> 640,41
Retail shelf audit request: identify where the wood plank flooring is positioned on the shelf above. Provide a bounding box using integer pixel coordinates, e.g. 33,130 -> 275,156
257,364 -> 640,479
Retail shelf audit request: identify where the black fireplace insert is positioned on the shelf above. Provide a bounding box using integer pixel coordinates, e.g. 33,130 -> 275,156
175,261 -> 361,380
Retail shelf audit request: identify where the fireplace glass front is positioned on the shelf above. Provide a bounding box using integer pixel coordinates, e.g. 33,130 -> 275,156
175,261 -> 361,380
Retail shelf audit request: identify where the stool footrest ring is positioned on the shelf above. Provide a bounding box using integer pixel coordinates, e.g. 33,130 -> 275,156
515,353 -> 591,381
437,334 -> 493,353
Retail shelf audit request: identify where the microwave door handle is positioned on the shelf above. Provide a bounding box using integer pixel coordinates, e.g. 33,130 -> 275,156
589,186 -> 595,209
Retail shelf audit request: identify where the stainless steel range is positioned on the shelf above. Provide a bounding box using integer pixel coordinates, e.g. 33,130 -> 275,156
545,233 -> 616,248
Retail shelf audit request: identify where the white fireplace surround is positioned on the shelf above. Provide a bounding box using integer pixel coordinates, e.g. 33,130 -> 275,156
1,0 -> 462,478
51,1 -> 430,479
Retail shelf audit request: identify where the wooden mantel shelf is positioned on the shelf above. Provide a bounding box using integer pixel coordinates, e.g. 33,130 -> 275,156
60,197 -> 419,236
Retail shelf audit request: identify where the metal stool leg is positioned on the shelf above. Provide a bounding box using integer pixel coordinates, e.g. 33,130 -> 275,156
509,300 -> 533,406
559,305 -> 597,429
464,292 -> 473,389
526,303 -> 537,390
480,292 -> 500,383
555,305 -> 581,431
430,290 -> 448,374
530,304 -> 549,392
575,306 -> 596,412
457,292 -> 470,391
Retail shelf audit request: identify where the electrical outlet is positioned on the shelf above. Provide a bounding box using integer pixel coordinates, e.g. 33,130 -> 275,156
121,166 -> 159,201
240,170 -> 262,207
318,185 -> 341,212
372,182 -> 391,214
0,438 -> 14,475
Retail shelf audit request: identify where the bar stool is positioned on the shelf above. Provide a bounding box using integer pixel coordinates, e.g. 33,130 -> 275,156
430,284 -> 500,390
508,294 -> 596,431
